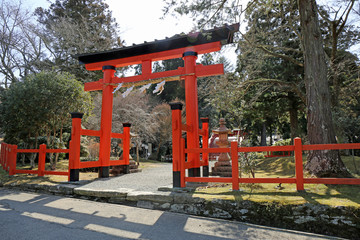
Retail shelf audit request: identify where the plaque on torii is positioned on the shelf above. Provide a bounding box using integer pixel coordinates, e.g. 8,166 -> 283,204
75,24 -> 239,180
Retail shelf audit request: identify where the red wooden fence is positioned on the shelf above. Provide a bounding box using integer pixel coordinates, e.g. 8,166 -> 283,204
170,106 -> 360,191
180,138 -> 360,191
69,113 -> 131,178
0,113 -> 132,181
0,142 -> 69,177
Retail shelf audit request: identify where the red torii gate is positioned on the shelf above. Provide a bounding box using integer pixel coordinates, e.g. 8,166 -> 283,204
75,24 -> 239,186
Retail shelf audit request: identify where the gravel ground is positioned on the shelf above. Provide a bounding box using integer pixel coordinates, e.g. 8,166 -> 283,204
81,163 -> 173,192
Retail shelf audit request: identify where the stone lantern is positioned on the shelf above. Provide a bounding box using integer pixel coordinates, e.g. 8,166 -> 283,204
211,118 -> 233,177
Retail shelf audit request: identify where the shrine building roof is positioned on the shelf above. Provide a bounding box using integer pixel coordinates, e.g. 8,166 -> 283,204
74,23 -> 239,65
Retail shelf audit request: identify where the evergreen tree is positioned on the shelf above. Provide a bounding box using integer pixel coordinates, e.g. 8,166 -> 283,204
35,0 -> 123,82
237,0 -> 306,143
0,71 -> 92,167
152,58 -> 185,102
163,0 -> 359,176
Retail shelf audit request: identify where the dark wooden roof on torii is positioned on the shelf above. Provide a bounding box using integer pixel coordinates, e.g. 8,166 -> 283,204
74,23 -> 239,71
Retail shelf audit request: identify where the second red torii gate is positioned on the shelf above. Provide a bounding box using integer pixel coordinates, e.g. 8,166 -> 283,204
75,24 -> 239,186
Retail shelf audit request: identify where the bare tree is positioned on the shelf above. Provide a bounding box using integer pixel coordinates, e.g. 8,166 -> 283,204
85,91 -> 161,162
0,0 -> 44,88
317,0 -> 359,105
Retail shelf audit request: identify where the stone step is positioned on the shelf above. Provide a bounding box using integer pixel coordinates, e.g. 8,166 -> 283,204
213,166 -> 233,172
129,164 -> 139,169
110,160 -> 141,175
129,169 -> 142,173
214,162 -> 232,167
129,160 -> 137,165
210,171 -> 232,177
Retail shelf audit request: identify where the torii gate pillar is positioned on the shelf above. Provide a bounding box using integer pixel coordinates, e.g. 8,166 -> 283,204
98,65 -> 115,178
183,51 -> 201,177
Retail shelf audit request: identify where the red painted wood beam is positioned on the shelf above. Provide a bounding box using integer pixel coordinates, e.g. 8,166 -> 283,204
84,64 -> 224,92
84,42 -> 222,71
81,129 -> 101,137
111,132 -> 124,139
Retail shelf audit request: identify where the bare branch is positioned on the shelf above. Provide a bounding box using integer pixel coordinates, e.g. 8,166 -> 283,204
200,0 -> 228,30
336,0 -> 355,36
0,0 -> 46,86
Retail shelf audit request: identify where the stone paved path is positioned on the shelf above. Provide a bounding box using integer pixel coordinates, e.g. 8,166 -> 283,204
82,162 -> 173,192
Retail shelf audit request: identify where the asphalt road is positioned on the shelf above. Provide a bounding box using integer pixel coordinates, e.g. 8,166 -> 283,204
0,189 -> 335,240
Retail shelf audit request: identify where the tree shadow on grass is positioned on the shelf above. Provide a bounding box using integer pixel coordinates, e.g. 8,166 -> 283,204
194,183 -> 360,206
325,184 -> 360,205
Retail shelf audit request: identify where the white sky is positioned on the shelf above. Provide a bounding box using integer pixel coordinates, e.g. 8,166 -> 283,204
107,0 -> 196,45
24,0 -> 239,68
21,0 -> 360,68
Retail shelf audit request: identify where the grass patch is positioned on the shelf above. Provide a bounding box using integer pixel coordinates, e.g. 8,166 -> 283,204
136,158 -> 168,169
194,155 -> 360,207
0,159 -> 99,185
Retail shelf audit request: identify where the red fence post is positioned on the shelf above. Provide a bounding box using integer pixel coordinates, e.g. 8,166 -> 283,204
38,144 -> 46,177
7,144 -> 12,174
8,144 -> 11,172
170,102 -> 183,187
231,141 -> 240,191
69,112 -> 83,181
201,117 -> 209,177
8,145 -> 17,176
294,137 -> 305,191
122,123 -> 131,174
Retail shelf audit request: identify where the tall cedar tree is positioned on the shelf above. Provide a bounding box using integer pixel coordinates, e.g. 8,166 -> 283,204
298,0 -> 350,177
238,0 -> 305,143
163,0 -> 355,177
35,0 -> 123,83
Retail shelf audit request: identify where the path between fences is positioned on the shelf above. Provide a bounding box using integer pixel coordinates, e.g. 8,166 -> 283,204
81,162 -> 174,192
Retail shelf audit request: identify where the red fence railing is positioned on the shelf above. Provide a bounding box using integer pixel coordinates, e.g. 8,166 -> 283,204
68,112 -> 131,181
0,113 -> 132,181
0,142 -> 69,177
170,104 -> 360,191
180,138 -> 360,191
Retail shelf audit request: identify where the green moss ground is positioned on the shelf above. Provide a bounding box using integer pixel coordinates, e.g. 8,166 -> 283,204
194,155 -> 360,207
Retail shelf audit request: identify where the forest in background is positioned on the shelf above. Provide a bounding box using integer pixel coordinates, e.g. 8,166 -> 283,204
0,0 -> 359,176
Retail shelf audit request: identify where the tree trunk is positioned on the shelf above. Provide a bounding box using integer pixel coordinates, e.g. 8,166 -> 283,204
54,121 -> 64,167
260,122 -> 267,146
269,128 -> 273,146
298,0 -> 350,177
47,127 -> 56,170
289,94 -> 299,144
51,127 -> 57,170
136,145 -> 140,165
156,140 -> 163,160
